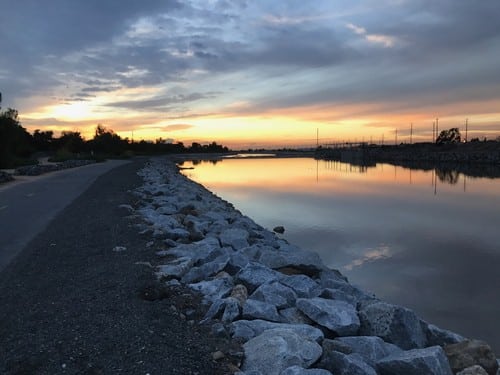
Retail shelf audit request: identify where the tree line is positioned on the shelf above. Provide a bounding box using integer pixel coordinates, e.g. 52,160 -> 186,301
0,104 -> 229,169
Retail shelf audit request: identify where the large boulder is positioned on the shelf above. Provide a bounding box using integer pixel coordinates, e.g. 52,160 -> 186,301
336,336 -> 403,367
358,301 -> 427,349
280,275 -> 322,298
279,307 -> 313,325
230,319 -> 324,343
376,346 -> 453,375
156,257 -> 194,279
242,329 -> 323,374
457,366 -> 489,375
423,322 -> 465,347
235,263 -> 281,293
220,228 -> 249,249
258,244 -> 325,275
317,351 -> 377,375
444,339 -> 499,375
250,281 -> 297,309
188,277 -> 233,303
181,253 -> 229,283
296,298 -> 360,336
242,299 -> 281,322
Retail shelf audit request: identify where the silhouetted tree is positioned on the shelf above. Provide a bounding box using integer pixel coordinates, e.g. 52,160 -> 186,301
436,128 -> 461,145
0,108 -> 34,167
54,131 -> 86,154
32,129 -> 54,151
90,124 -> 128,155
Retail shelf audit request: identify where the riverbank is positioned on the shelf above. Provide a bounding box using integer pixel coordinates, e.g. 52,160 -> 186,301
134,158 -> 498,374
0,160 -> 239,374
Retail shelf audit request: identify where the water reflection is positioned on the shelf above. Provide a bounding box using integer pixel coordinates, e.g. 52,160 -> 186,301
181,158 -> 500,352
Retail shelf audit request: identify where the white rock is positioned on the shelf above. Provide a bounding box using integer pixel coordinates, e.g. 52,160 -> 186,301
231,319 -> 324,343
296,298 -> 360,336
280,275 -> 322,299
258,245 -> 325,274
376,346 -> 453,375
358,302 -> 427,350
236,263 -> 281,293
188,277 -> 233,303
250,281 -> 297,309
242,299 -> 281,322
156,257 -> 195,279
336,336 -> 403,367
220,228 -> 250,249
242,329 -> 323,374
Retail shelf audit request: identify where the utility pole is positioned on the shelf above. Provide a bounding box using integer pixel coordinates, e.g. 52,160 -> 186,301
410,123 -> 413,144
395,129 -> 398,145
436,118 -> 439,139
316,128 -> 319,148
432,121 -> 435,143
465,118 -> 468,142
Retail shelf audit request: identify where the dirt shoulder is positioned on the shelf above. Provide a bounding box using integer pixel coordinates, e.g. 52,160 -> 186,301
0,159 -> 239,374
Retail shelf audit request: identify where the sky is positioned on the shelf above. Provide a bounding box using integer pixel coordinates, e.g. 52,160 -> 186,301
1,0 -> 500,148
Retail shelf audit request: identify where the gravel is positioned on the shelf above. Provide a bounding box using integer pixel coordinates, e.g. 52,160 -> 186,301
0,159 -> 239,374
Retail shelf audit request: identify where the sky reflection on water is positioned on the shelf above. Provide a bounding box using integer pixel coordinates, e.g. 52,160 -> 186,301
182,158 -> 500,351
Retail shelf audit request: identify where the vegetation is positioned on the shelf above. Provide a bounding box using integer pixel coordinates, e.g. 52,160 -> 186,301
436,127 -> 461,145
0,98 -> 230,169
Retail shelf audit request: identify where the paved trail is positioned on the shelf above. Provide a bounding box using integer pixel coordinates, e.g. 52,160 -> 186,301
0,160 -> 129,271
0,159 -> 234,374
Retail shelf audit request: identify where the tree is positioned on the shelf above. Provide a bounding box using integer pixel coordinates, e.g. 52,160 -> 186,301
436,128 -> 461,145
54,131 -> 86,154
90,124 -> 127,155
32,129 -> 54,151
0,108 -> 34,167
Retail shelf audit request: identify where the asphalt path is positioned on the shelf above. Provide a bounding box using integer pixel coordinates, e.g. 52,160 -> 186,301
0,160 -> 129,271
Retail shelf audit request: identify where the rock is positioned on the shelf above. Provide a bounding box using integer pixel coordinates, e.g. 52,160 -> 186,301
273,226 -> 285,234
242,329 -> 323,374
211,322 -> 228,338
319,269 -> 349,285
226,252 -> 250,275
181,254 -> 229,283
235,263 -> 281,293
376,346 -> 453,375
230,284 -> 248,306
164,227 -> 191,241
358,301 -> 427,350
212,350 -> 225,360
258,245 -> 325,275
321,338 -> 353,355
279,275 -> 322,298
317,351 -> 377,375
457,365 -> 489,375
230,319 -> 324,343
222,297 -> 241,323
296,298 -> 360,336
319,278 -> 375,305
423,322 -> 465,346
279,307 -> 313,325
188,277 -> 233,303
220,228 -> 250,249
280,366 -> 332,375
250,281 -> 297,309
320,288 -> 358,307
242,299 -> 281,322
444,339 -> 499,375
156,257 -> 195,279
0,171 -> 14,183
336,336 -> 403,367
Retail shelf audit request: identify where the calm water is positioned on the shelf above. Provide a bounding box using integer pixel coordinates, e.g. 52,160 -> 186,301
181,158 -> 500,351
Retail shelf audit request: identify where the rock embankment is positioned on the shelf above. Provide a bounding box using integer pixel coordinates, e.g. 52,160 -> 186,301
14,159 -> 96,176
133,158 -> 499,375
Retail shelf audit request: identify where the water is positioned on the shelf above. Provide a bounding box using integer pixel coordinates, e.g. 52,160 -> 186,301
181,157 -> 500,351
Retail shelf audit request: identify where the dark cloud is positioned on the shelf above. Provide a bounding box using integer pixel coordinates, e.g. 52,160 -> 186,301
106,92 -> 217,112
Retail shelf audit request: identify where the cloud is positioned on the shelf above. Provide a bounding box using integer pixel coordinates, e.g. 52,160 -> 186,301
161,124 -> 195,131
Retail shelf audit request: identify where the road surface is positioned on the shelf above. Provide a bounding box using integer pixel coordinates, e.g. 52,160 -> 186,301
0,160 -> 129,271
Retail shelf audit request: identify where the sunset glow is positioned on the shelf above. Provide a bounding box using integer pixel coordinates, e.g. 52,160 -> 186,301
1,1 -> 500,148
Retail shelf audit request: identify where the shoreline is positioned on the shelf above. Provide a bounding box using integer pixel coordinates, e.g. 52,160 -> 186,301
134,157 -> 499,374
